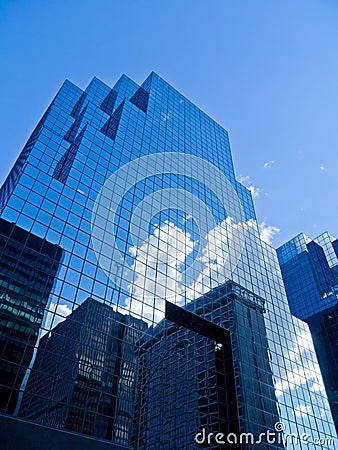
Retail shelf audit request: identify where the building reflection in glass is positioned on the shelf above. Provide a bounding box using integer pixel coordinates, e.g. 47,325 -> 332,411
0,218 -> 62,414
136,281 -> 283,449
19,297 -> 147,446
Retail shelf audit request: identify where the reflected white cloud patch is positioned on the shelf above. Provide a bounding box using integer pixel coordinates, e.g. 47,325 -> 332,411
185,218 -> 255,299
124,221 -> 196,323
294,404 -> 312,418
275,329 -> 326,398
42,302 -> 72,336
123,218 -> 251,323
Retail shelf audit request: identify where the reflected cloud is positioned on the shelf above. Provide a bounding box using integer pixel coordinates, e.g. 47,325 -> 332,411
42,302 -> 72,336
123,218 -> 250,323
294,404 -> 312,417
124,221 -> 196,322
275,328 -> 326,398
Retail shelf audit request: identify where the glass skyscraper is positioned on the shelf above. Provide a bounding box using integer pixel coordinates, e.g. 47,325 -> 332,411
277,232 -> 338,435
0,72 -> 337,449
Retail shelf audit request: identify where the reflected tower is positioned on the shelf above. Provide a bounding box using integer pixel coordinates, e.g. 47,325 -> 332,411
0,217 -> 62,414
19,297 -> 147,446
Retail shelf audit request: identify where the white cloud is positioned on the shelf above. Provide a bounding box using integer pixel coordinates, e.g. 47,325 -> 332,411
123,217 -> 250,323
263,160 -> 275,169
310,381 -> 325,393
259,220 -> 280,245
42,302 -> 72,336
319,165 -> 325,171
294,404 -> 312,418
248,185 -> 261,199
274,328 -> 326,399
185,218 -> 253,300
238,175 -> 250,185
238,175 -> 261,199
124,221 -> 196,323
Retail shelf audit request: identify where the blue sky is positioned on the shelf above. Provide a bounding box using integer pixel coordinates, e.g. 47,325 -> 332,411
1,0 -> 338,248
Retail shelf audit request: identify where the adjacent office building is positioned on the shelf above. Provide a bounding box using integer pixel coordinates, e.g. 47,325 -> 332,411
277,232 -> 338,433
0,217 -> 62,414
138,281 -> 282,449
0,72 -> 336,448
19,297 -> 147,446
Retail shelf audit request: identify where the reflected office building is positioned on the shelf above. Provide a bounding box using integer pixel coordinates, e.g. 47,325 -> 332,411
137,281 -> 283,449
19,297 -> 147,446
277,232 -> 338,434
0,72 -> 337,448
0,217 -> 62,414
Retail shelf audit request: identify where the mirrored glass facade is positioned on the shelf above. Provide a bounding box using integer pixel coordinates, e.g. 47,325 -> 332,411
277,232 -> 338,434
0,72 -> 337,449
0,218 -> 62,414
